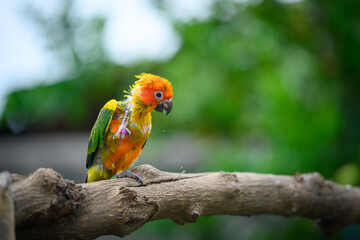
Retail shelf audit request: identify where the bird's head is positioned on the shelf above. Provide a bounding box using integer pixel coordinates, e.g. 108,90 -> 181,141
127,73 -> 173,115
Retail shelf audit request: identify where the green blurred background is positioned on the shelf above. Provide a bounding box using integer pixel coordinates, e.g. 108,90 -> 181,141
1,0 -> 359,239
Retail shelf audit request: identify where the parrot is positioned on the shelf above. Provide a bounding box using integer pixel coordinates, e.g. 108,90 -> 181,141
85,73 -> 173,184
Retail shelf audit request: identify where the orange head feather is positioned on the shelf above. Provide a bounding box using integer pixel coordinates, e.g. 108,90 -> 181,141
127,73 -> 173,111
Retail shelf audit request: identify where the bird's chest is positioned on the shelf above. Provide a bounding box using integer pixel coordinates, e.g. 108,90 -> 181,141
107,113 -> 151,147
129,121 -> 152,137
102,119 -> 151,171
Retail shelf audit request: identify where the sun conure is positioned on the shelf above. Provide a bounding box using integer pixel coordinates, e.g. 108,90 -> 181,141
85,73 -> 173,184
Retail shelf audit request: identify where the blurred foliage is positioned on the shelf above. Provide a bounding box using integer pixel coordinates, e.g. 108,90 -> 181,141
1,0 -> 360,239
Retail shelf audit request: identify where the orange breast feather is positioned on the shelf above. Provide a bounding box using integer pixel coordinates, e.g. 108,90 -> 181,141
102,117 -> 147,174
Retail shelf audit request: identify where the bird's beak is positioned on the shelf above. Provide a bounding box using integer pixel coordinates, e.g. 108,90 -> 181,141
155,100 -> 173,116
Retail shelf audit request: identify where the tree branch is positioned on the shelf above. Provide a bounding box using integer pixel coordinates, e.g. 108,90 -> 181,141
0,171 -> 15,240
9,165 -> 360,240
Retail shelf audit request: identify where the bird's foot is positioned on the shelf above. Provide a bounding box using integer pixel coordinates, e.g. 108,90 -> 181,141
116,170 -> 143,185
113,124 -> 131,140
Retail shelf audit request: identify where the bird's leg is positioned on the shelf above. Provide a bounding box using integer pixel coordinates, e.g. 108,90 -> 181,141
116,171 -> 143,185
113,108 -> 131,139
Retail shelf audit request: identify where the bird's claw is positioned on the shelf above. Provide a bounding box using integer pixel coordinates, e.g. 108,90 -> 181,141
113,125 -> 131,140
116,170 -> 143,185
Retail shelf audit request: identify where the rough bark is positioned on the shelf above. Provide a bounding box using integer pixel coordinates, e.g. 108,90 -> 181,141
0,171 -> 16,240
8,164 -> 360,240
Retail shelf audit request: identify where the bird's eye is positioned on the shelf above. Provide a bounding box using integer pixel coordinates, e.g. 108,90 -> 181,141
155,91 -> 163,100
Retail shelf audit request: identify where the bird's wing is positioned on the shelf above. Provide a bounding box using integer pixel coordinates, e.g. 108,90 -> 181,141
86,99 -> 118,169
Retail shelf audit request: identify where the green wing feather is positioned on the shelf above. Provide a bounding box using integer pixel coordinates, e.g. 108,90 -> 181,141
86,99 -> 118,169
